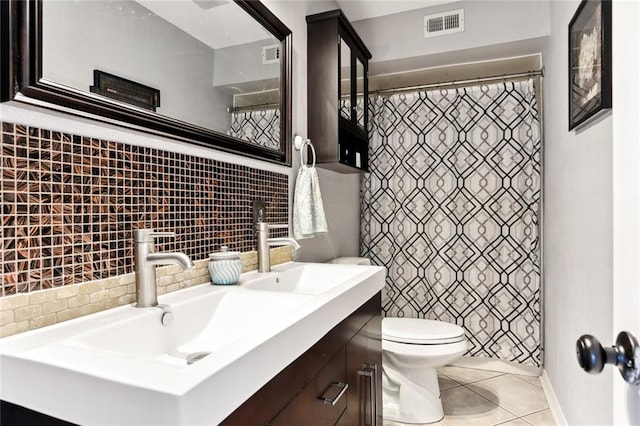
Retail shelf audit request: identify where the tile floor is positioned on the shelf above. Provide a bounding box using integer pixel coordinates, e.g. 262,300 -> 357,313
383,366 -> 555,426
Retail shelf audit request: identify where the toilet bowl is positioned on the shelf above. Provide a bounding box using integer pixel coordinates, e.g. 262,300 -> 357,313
323,257 -> 466,423
382,318 -> 467,424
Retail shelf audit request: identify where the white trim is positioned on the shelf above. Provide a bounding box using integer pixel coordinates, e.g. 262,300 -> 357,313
450,355 -> 541,376
540,370 -> 569,426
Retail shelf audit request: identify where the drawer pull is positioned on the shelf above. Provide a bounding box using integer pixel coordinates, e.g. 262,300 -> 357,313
319,381 -> 348,405
358,364 -> 378,426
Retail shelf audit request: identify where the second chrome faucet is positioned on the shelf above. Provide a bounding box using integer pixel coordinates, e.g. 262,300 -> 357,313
256,222 -> 300,273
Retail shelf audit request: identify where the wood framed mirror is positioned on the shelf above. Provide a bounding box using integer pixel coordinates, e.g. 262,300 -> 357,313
0,0 -> 292,165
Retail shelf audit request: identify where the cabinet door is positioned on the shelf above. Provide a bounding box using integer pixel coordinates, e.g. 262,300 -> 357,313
366,312 -> 383,426
346,315 -> 382,426
339,38 -> 352,121
269,383 -> 316,426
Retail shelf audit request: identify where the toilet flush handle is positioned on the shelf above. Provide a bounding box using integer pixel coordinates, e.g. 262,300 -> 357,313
576,331 -> 640,385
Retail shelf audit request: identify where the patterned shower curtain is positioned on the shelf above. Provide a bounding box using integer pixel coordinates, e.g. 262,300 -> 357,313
361,79 -> 542,367
228,108 -> 280,150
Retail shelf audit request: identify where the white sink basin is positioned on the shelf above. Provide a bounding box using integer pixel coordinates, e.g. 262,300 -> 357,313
240,262 -> 371,295
0,262 -> 385,426
65,288 -> 312,365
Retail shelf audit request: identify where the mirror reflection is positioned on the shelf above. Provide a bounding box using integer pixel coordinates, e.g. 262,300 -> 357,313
42,0 -> 282,150
340,39 -> 351,120
356,57 -> 365,128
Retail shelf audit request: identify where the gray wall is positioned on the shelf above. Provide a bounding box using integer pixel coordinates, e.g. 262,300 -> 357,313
43,1 -> 230,131
352,1 -> 549,74
263,0 -> 362,262
213,39 -> 280,87
543,0 -> 613,423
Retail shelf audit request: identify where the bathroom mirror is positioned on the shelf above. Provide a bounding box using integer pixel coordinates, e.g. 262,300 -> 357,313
1,0 -> 292,165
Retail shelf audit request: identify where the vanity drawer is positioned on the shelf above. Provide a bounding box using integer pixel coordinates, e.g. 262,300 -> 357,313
316,346 -> 347,426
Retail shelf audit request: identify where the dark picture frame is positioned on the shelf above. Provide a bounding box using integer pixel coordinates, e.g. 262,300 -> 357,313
568,0 -> 612,130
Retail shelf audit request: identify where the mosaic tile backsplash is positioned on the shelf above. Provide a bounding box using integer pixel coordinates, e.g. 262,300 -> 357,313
0,122 -> 288,296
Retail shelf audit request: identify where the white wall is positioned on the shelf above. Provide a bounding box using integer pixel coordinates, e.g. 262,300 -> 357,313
543,0 -> 613,424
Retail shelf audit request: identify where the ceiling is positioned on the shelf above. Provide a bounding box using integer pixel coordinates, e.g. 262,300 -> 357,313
334,0 -> 457,22
136,0 -> 276,49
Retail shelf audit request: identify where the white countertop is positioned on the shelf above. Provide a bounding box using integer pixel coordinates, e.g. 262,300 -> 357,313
0,262 -> 385,425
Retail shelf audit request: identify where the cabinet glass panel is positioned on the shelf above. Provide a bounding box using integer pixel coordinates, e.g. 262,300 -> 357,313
340,38 -> 351,120
356,57 -> 365,128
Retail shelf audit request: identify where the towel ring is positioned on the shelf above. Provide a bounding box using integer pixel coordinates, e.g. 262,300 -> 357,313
294,135 -> 316,167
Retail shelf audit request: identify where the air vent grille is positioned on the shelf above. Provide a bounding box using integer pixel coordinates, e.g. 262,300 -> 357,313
444,14 -> 459,30
427,18 -> 443,33
424,9 -> 464,38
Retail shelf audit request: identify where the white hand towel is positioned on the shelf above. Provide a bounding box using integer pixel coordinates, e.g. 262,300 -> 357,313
293,165 -> 328,239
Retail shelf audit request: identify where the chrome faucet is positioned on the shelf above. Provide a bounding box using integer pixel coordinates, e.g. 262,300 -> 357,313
133,229 -> 194,308
256,222 -> 300,272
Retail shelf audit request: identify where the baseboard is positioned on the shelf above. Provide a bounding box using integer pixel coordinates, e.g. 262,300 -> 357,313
450,355 -> 541,376
540,370 -> 568,426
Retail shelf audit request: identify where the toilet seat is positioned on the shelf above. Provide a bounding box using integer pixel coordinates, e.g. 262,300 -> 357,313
382,318 -> 465,345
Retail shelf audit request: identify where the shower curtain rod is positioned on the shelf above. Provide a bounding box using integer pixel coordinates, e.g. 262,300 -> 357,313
227,102 -> 279,113
371,68 -> 544,96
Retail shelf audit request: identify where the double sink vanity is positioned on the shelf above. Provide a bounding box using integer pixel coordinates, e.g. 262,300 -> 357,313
0,0 -> 381,422
0,261 -> 385,425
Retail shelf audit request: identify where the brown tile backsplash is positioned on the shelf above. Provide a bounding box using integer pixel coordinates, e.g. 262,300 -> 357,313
0,122 -> 288,297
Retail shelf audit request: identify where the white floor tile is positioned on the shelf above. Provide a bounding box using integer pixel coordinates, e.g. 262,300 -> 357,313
514,374 -> 543,388
437,366 -> 504,385
521,408 -> 556,426
465,375 -> 549,417
385,368 -> 554,426
441,386 -> 517,426
494,420 -> 531,425
438,372 -> 462,391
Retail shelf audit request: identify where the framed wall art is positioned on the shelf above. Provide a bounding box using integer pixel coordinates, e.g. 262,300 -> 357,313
568,0 -> 612,130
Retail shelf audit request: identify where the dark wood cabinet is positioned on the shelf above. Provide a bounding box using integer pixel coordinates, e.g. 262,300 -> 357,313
345,312 -> 383,425
307,10 -> 372,173
221,292 -> 382,426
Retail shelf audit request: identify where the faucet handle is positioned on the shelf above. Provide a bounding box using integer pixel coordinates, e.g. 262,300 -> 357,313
134,229 -> 175,243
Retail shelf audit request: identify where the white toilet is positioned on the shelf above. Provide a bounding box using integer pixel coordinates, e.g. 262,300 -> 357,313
382,318 -> 467,424
325,257 -> 467,423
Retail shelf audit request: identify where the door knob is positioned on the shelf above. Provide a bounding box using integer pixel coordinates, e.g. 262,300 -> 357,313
576,331 -> 640,385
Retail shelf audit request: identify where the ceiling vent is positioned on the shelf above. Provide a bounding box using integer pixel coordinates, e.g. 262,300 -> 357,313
424,9 -> 464,38
262,44 -> 280,65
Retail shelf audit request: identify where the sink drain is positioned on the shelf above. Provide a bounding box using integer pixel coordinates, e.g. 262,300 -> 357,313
186,351 -> 211,365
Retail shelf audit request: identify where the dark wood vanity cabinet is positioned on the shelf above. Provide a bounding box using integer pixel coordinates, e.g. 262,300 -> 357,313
221,292 -> 382,426
307,10 -> 372,173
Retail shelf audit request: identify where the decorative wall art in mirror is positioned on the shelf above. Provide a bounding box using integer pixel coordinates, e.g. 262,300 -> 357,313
0,0 -> 292,164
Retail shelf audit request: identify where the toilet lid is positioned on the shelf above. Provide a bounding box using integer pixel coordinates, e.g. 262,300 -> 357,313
382,318 -> 465,345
